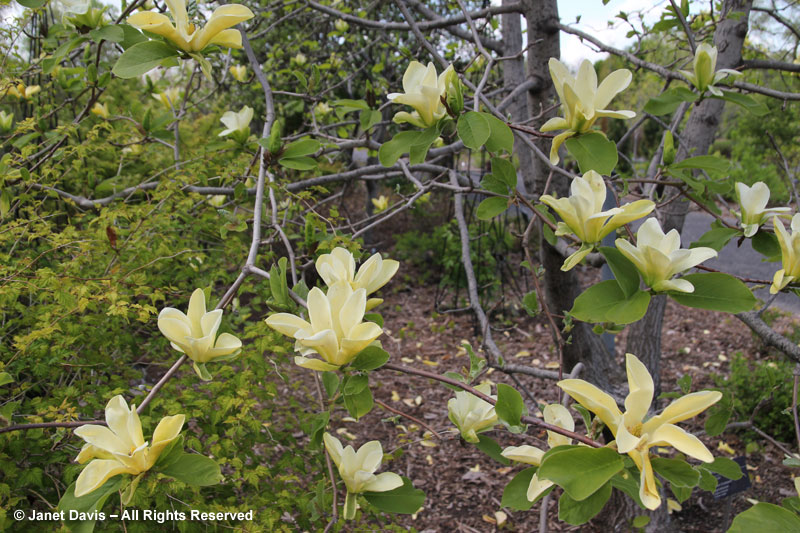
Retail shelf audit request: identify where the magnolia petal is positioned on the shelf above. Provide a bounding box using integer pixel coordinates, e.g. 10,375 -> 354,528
707,85 -> 723,97
742,223 -> 759,238
201,309 -> 223,338
392,111 -> 427,128
652,278 -> 695,293
771,269 -> 790,294
549,130 -> 576,165
595,109 -> 636,120
646,391 -> 722,429
574,60 -> 599,110
624,353 -> 654,425
362,471 -> 403,493
649,423 -> 714,462
204,28 -> 243,50
126,12 -> 186,49
339,288 -> 367,335
615,421 -> 644,454
548,58 -> 571,102
527,474 -> 554,503
669,246 -> 717,274
207,332 -> 242,358
557,378 -> 622,433
265,313 -> 311,337
366,259 -> 399,294
75,459 -> 136,497
355,440 -> 384,473
365,297 -> 383,311
298,329 -> 340,364
540,116 -> 569,132
602,200 -> 655,240
187,288 -> 207,333
190,4 -> 254,51
501,445 -> 545,466
402,61 -> 432,94
631,450 -> 661,510
543,403 -> 575,449
323,432 -> 344,467
148,414 -> 185,465
75,443 -> 109,464
294,355 -> 340,372
595,69 -> 633,109
74,425 -> 129,455
307,287 -> 334,333
158,314 -> 192,345
561,244 -> 593,272
104,396 -> 139,449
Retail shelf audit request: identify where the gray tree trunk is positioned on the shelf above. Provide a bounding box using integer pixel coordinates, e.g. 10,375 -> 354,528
625,0 -> 753,397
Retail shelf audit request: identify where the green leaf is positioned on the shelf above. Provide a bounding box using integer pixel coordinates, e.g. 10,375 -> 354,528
671,155 -> 729,174
457,111 -> 490,150
278,156 -> 317,170
491,157 -> 517,189
599,247 -> 640,298
651,457 -> 700,488
0,372 -> 13,386
699,456 -> 743,480
668,273 -> 756,313
281,138 -> 320,159
501,467 -> 543,510
343,385 -> 373,419
0,189 -> 10,218
495,383 -> 525,428
565,132 -> 618,175
158,453 -> 223,486
697,467 -> 718,492
343,374 -> 369,395
482,112 -> 514,153
118,24 -> 148,49
17,0 -> 47,7
441,371 -> 467,391
363,477 -> 425,514
610,470 -> 647,509
522,291 -> 539,317
671,483 -> 692,503
643,87 -> 698,115
570,280 -> 650,325
321,372 -> 339,397
690,227 -> 739,251
752,230 -> 781,262
58,477 -> 125,533
363,312 -> 384,328
359,109 -> 382,131
350,345 -> 390,371
677,373 -> 692,393
475,196 -> 508,220
728,503 -> 800,532
704,393 -> 732,436
112,41 -> 180,79
308,411 -> 330,449
717,90 -> 769,116
379,131 -> 420,167
89,25 -> 125,43
12,132 -> 41,149
558,481 -> 612,525
474,434 -> 511,465
409,125 -> 440,164
538,446 -> 624,501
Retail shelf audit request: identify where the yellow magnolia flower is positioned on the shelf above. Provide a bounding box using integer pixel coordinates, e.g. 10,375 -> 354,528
127,0 -> 254,53
501,404 -> 573,502
734,182 -> 791,238
540,170 -> 654,271
152,88 -> 182,108
314,101 -> 332,115
616,218 -> 717,293
91,102 -> 110,119
447,383 -> 498,443
73,395 -> 184,497
294,53 -> 307,65
315,247 -> 399,310
558,353 -> 721,510
371,195 -> 389,212
5,83 -> 40,100
388,61 -> 455,128
771,214 -> 800,294
541,58 -> 635,164
157,288 -> 242,379
265,282 -> 383,371
229,64 -> 247,83
218,106 -> 253,137
334,19 -> 349,32
323,433 -> 403,520
0,110 -> 13,133
679,43 -> 741,97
